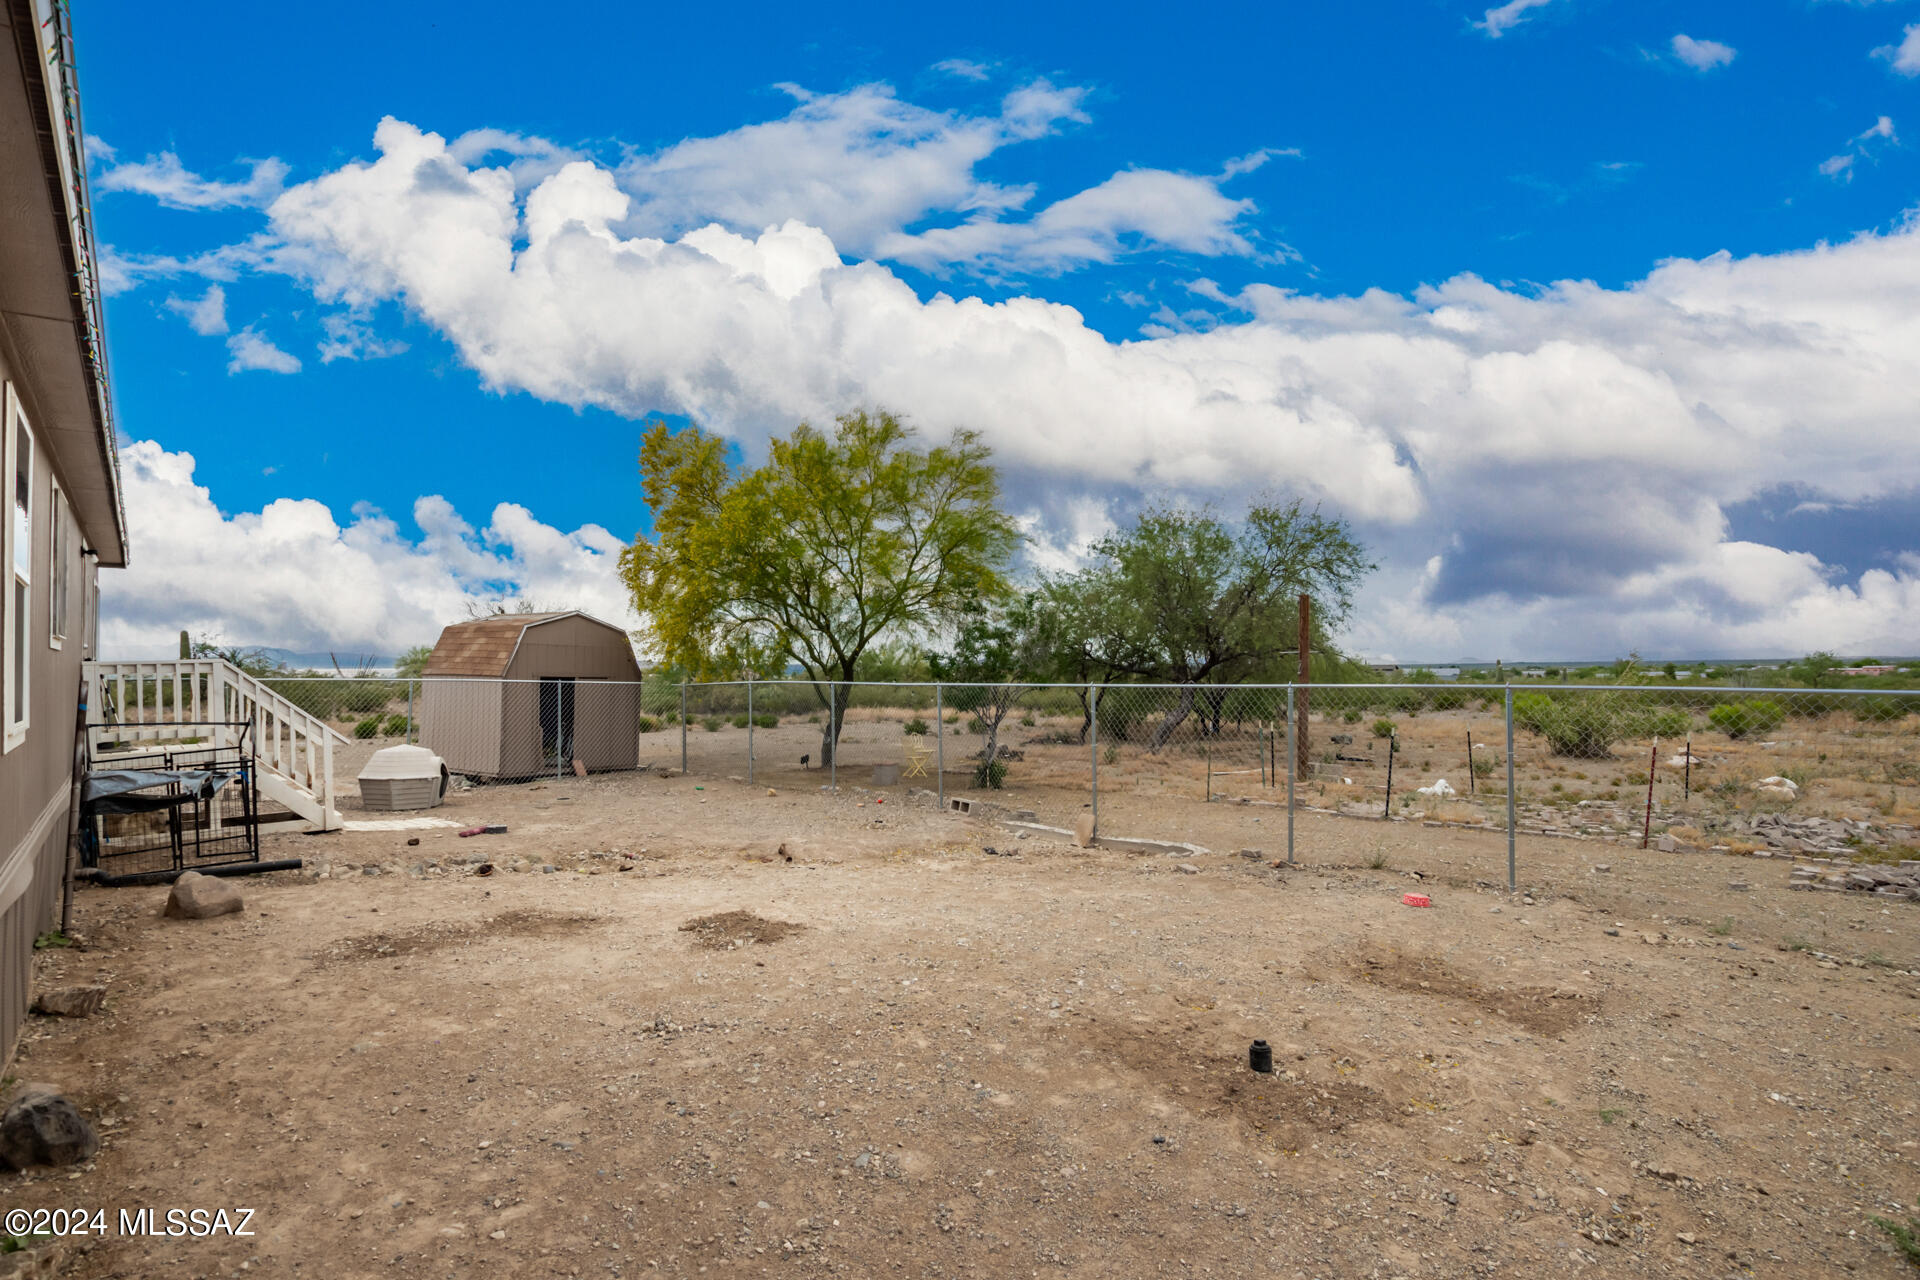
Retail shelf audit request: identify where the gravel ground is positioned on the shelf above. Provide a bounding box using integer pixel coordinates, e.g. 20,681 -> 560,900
11,768 -> 1920,1279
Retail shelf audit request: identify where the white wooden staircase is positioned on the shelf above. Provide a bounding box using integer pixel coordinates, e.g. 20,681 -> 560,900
84,659 -> 345,831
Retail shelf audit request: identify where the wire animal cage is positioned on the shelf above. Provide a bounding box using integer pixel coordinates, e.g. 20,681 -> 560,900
80,721 -> 269,886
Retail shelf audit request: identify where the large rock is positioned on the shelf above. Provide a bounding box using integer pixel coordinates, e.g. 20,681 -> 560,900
162,872 -> 244,920
1074,813 -> 1097,848
0,1084 -> 98,1170
30,986 -> 105,1018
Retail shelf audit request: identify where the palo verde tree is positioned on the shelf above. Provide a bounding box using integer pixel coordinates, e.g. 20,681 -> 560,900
1051,499 -> 1373,750
620,409 -> 1021,765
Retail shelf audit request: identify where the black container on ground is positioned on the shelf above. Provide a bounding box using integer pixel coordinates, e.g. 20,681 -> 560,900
1249,1040 -> 1274,1073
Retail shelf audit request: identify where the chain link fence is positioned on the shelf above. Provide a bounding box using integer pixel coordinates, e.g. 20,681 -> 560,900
227,674 -> 1920,885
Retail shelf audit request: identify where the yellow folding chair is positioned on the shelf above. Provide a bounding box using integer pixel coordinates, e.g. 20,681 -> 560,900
904,742 -> 932,779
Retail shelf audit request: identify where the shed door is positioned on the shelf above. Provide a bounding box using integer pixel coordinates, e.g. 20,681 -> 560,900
539,677 -> 575,766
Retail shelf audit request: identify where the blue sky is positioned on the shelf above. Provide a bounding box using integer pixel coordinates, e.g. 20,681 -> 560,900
82,0 -> 1920,659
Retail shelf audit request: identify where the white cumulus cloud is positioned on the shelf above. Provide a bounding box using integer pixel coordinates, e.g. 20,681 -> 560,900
1875,22 -> 1920,76
100,440 -> 636,655
1821,115 -> 1898,181
91,94 -> 1920,659
225,327 -> 301,374
165,284 -> 228,336
241,116 -> 1920,657
1671,34 -> 1737,71
96,151 -> 289,210
1477,0 -> 1555,38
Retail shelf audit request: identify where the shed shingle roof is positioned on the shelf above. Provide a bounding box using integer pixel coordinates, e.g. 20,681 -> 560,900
421,613 -> 568,677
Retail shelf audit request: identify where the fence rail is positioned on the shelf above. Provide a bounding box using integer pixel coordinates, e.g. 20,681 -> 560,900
95,669 -> 1920,886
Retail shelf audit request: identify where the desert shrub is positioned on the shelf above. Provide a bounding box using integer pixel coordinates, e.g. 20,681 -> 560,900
381,712 -> 409,736
702,716 -> 722,732
730,714 -> 750,729
1372,717 -> 1396,740
1471,754 -> 1496,777
1019,714 -> 1035,727
904,717 -> 929,735
637,715 -> 660,733
1383,687 -> 1426,714
965,715 -> 987,734
1342,707 -> 1363,724
1854,694 -> 1911,725
1645,709 -> 1692,738
353,715 -> 380,739
973,758 -> 1007,789
1429,688 -> 1467,711
753,713 -> 778,729
1708,699 -> 1786,739
1515,693 -> 1627,758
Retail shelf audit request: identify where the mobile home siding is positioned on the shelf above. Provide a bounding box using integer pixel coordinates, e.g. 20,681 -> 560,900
0,373 -> 96,1065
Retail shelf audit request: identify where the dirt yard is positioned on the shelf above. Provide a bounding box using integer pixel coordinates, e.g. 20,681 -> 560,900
11,768 -> 1920,1279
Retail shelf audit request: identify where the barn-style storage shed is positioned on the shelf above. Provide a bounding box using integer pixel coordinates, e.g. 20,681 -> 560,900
418,612 -> 643,780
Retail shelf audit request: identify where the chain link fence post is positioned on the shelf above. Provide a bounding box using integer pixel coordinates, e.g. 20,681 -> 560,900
747,675 -> 755,786
679,680 -> 687,775
406,679 -> 414,744
1286,683 -> 1295,865
935,682 -> 944,810
1089,682 -> 1099,834
1505,683 -> 1517,892
829,682 -> 836,791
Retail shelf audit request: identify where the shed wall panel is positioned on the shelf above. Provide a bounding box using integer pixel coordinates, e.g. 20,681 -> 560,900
497,680 -> 545,778
419,680 -> 503,778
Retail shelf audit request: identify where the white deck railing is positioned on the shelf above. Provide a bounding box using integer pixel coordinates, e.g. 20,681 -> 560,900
84,658 -> 345,831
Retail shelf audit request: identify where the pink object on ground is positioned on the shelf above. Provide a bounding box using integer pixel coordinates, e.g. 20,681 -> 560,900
1402,893 -> 1431,908
458,826 -> 487,837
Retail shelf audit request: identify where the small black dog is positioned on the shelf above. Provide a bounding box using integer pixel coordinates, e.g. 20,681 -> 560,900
800,754 -> 811,770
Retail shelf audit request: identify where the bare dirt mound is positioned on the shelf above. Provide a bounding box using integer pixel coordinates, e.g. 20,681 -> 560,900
1354,950 -> 1593,1036
318,910 -> 603,964
1069,1016 -> 1392,1150
678,910 -> 806,950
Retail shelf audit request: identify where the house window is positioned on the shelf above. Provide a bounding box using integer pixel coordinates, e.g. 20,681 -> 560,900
49,483 -> 68,647
3,385 -> 32,751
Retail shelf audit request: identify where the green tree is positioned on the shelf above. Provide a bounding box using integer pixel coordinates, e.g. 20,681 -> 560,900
928,593 -> 1054,783
188,634 -> 284,679
1047,500 -> 1373,750
621,409 -> 1020,764
1790,650 -> 1842,687
395,645 -> 433,680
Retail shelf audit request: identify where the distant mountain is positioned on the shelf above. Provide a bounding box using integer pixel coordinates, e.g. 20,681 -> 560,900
253,647 -> 401,672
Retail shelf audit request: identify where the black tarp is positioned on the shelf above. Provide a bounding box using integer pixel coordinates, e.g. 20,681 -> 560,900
80,768 -> 234,816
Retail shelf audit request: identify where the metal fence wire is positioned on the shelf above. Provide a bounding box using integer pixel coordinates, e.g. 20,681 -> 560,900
232,675 -> 1920,889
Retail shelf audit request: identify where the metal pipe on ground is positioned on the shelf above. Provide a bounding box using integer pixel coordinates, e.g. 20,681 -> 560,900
83,859 -> 304,888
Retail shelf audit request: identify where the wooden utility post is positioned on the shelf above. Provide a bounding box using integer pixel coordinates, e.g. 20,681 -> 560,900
1295,593 -> 1311,781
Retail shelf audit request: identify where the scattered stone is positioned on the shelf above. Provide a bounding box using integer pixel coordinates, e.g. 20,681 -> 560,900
1593,864 -> 1611,873
1238,848 -> 1263,860
1727,881 -> 1750,892
1175,863 -> 1199,875
1074,813 -> 1097,848
0,1084 -> 99,1170
30,986 -> 105,1018
162,871 -> 243,920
